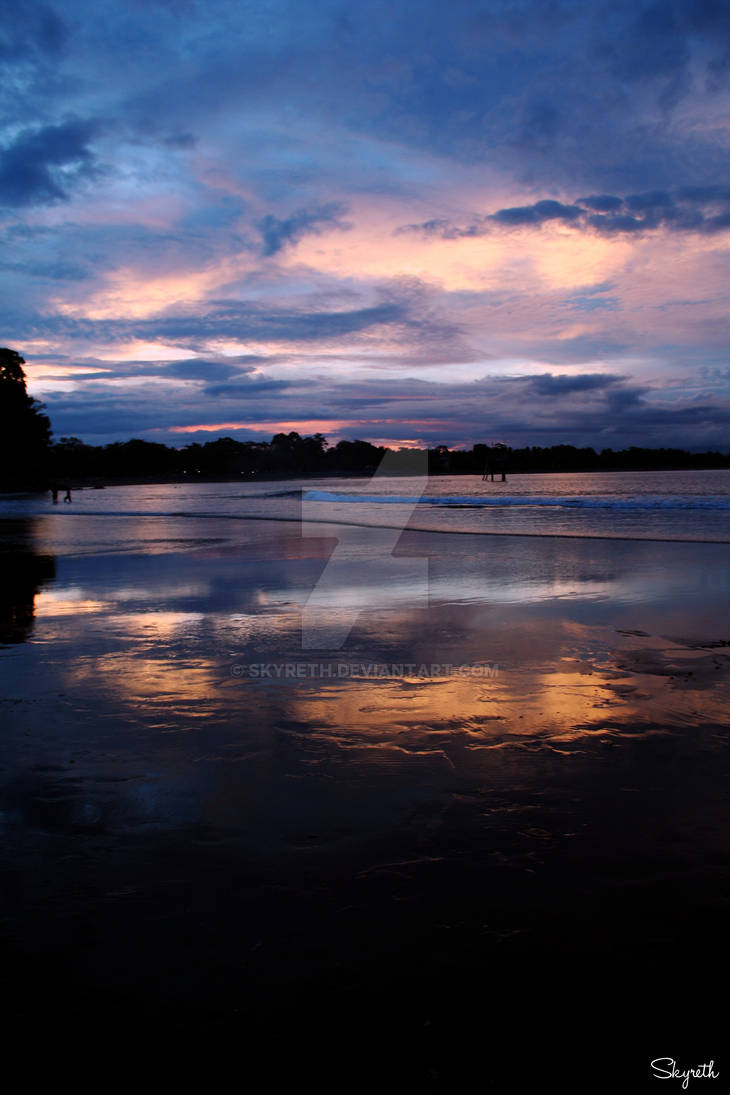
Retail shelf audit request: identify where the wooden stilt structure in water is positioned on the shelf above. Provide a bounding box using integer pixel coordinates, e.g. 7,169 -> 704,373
482,442 -> 508,482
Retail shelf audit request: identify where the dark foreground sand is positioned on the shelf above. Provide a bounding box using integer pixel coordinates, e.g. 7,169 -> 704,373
1,515 -> 728,1085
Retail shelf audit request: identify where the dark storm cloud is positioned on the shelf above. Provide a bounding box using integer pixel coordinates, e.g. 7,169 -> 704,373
400,188 -> 730,239
0,120 -> 100,207
258,203 -> 349,255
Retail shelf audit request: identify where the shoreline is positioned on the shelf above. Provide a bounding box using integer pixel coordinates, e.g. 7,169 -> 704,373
2,505 -> 730,544
4,460 -> 730,495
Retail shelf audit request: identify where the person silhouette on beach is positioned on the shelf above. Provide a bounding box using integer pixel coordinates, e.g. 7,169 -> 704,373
63,488 -> 72,503
50,486 -> 59,504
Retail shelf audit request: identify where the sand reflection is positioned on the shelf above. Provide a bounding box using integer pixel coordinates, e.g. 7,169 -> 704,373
2,519 -> 728,850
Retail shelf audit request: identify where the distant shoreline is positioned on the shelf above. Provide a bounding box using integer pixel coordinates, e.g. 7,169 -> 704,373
4,462 -> 730,496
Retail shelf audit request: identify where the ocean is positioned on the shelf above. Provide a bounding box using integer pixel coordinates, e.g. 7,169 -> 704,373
3,467 -> 730,541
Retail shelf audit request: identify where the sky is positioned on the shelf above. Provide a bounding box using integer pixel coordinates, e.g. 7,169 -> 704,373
2,0 -> 730,451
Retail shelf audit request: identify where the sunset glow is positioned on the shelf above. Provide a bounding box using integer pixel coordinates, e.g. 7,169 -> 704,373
2,0 -> 729,451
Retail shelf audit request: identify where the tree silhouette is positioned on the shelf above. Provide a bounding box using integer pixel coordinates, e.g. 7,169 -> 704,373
0,348 -> 52,490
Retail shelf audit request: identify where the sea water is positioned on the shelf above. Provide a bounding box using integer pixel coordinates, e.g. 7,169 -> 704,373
2,468 -> 730,541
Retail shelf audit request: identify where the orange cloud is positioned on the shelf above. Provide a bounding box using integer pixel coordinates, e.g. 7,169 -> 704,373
168,418 -> 360,434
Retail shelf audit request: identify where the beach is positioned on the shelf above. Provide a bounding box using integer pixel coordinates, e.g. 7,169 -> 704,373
1,479 -> 729,1082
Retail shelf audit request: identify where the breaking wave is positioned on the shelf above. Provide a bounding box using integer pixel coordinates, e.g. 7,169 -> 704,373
303,491 -> 730,511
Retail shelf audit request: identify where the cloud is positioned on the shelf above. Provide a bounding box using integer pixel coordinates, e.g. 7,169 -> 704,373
258,202 -> 350,255
0,2 -> 67,62
202,377 -> 291,398
0,119 -> 100,207
400,188 -> 730,239
525,373 -> 622,397
31,356 -> 269,383
3,0 -> 730,452
492,199 -> 583,227
22,298 -> 420,349
148,300 -> 407,344
603,0 -> 730,91
38,367 -> 730,453
163,358 -> 242,381
577,194 -> 625,212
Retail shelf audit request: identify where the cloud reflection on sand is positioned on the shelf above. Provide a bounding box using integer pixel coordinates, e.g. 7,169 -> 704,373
6,519 -> 729,821
3,513 -> 730,1057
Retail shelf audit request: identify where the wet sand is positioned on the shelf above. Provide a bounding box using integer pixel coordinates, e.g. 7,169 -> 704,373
1,515 -> 729,1083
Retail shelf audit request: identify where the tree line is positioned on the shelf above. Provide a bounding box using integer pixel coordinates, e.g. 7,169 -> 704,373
48,435 -> 730,482
2,346 -> 729,490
